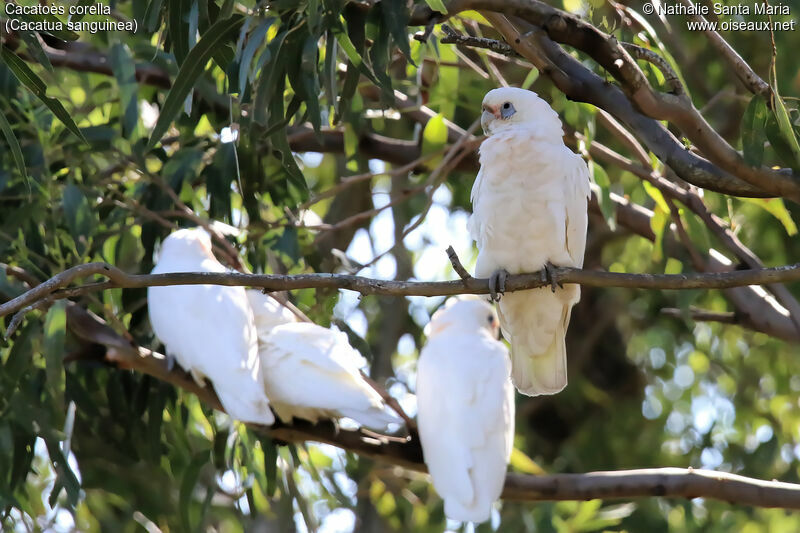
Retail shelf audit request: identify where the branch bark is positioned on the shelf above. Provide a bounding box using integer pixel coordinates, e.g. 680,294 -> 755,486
503,468 -> 800,508
415,0 -> 800,199
66,303 -> 800,510
480,12 -> 773,198
4,261 -> 800,321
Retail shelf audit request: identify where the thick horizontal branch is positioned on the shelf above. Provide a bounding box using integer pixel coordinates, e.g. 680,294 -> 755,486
3,261 -> 800,321
65,303 -> 800,509
503,468 -> 800,508
286,127 -> 479,172
1,32 -> 171,89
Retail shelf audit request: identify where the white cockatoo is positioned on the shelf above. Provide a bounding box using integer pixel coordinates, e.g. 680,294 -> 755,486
248,291 -> 400,430
468,87 -> 591,396
416,296 -> 515,524
148,228 -> 275,425
246,289 -> 298,340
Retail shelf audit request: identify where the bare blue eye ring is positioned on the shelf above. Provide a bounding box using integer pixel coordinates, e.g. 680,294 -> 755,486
500,102 -> 516,119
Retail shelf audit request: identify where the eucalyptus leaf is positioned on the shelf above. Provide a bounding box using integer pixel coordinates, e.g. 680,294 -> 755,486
742,95 -> 767,167
110,43 -> 140,138
0,47 -> 87,143
148,15 -> 244,148
0,107 -> 28,184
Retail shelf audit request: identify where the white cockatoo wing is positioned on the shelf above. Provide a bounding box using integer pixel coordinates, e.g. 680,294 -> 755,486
149,283 -> 274,426
260,322 -> 398,429
417,332 -> 513,523
246,289 -> 297,341
148,232 -> 274,426
564,152 -> 592,269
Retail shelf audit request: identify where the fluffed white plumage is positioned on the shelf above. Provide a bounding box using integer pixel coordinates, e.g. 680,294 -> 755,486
147,228 -> 275,425
252,308 -> 400,430
416,296 -> 515,523
246,289 -> 298,342
468,87 -> 591,396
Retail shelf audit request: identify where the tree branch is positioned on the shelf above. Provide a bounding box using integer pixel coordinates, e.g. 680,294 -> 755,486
4,261 -> 800,322
503,468 -> 800,508
476,0 -> 798,197
420,0 -> 800,199
66,303 -> 800,510
660,307 -> 738,324
472,15 -> 765,198
676,0 -> 771,96
440,24 -> 516,56
1,32 -> 171,89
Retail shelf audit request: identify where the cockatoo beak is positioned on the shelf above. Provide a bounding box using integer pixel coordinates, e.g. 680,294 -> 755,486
481,105 -> 499,135
492,318 -> 501,340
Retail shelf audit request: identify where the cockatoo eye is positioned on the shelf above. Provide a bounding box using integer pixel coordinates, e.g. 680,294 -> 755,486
500,102 -> 516,119
487,314 -> 494,324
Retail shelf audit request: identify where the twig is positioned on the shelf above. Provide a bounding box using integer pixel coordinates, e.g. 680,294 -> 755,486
620,42 -> 683,95
359,370 -> 417,431
446,246 -> 472,280
660,307 -> 738,324
413,16 -> 439,43
665,197 -> 706,270
5,300 -> 50,339
440,24 -> 516,56
0,263 -> 40,287
356,129 -> 483,271
147,175 -> 245,271
5,261 -> 800,321
297,151 -> 440,211
676,0 -> 771,96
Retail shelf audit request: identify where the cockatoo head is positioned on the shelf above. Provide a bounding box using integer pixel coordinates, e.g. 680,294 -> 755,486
425,296 -> 500,339
158,228 -> 216,263
480,87 -> 562,137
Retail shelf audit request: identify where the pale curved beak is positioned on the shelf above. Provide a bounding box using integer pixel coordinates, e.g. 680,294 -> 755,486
481,105 -> 499,135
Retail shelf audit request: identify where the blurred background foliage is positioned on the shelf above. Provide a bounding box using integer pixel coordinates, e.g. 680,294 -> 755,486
1,0 -> 800,531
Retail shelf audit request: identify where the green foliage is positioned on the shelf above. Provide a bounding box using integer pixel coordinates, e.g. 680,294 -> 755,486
742,95 -> 767,168
0,47 -> 86,143
0,0 -> 799,531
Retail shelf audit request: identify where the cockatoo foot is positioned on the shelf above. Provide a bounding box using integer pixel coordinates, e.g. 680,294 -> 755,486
542,262 -> 563,293
165,353 -> 176,372
488,269 -> 509,302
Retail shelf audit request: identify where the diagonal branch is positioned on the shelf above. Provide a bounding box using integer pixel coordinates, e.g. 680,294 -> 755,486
676,0 -> 771,96
419,0 -> 800,200
476,14 -> 769,198
65,303 -> 800,509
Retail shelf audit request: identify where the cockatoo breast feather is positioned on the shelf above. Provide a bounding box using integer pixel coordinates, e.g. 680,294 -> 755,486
417,298 -> 514,523
470,129 -> 590,277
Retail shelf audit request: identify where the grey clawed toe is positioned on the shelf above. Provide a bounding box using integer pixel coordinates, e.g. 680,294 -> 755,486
542,262 -> 562,293
488,269 -> 509,302
166,353 -> 176,372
